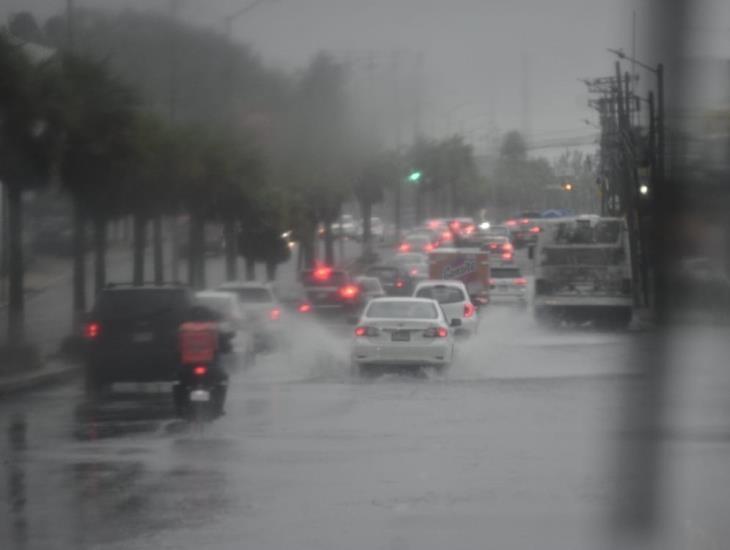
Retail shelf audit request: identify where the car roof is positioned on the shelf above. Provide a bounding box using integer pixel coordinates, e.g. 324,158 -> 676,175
366,296 -> 439,305
219,281 -> 273,290
196,290 -> 238,300
355,275 -> 379,282
414,279 -> 467,290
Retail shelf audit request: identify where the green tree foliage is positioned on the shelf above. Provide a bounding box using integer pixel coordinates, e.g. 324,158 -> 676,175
493,130 -> 556,219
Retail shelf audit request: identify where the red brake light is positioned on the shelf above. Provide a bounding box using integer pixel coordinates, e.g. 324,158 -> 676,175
339,285 -> 359,299
464,303 -> 475,318
521,218 -> 530,224
298,302 -> 312,313
424,243 -> 434,253
428,220 -> 440,229
355,326 -> 379,337
505,220 -> 517,227
530,226 -> 541,234
501,252 -> 513,261
84,322 -> 100,339
514,277 -> 528,286
424,326 -> 448,338
269,308 -> 281,320
503,242 -> 513,252
193,365 -> 207,376
441,231 -> 452,241
395,279 -> 405,288
398,243 -> 411,252
313,266 -> 332,281
410,268 -> 418,276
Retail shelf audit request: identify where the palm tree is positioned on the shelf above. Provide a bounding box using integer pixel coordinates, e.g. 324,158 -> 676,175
57,54 -> 138,329
0,34 -> 62,345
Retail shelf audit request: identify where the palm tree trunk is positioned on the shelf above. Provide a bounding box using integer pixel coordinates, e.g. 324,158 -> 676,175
152,215 -> 164,285
245,257 -> 255,281
132,213 -> 146,285
72,199 -> 87,330
93,214 -> 107,295
265,261 -> 276,282
360,200 -> 372,256
224,218 -> 237,281
324,222 -> 334,266
6,185 -> 24,344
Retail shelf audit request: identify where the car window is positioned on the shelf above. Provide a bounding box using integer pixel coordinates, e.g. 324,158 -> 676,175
360,279 -> 381,292
96,289 -> 188,320
415,285 -> 466,304
196,296 -> 234,317
367,267 -> 398,282
366,301 -> 438,319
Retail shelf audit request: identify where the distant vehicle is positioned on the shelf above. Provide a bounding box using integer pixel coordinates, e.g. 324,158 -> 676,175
504,214 -> 542,248
532,216 -> 633,327
484,225 -> 512,241
413,280 -> 479,336
390,252 -> 428,266
350,297 -> 458,374
217,281 -> 283,352
398,234 -> 435,254
83,284 -> 195,394
365,264 -> 415,296
299,266 -> 363,316
402,261 -> 428,281
354,276 -> 386,303
481,235 -> 514,264
428,247 -> 490,306
195,290 -> 248,355
489,266 -> 528,306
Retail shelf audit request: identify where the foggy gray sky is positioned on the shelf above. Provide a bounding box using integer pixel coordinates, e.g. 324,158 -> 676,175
11,0 -> 726,154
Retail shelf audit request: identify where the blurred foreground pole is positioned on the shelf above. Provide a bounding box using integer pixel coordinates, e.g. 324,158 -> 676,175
168,0 -> 181,283
0,185 -> 7,306
612,0 -> 686,544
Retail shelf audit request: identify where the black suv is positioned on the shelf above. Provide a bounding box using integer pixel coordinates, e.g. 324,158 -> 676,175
84,284 -> 194,393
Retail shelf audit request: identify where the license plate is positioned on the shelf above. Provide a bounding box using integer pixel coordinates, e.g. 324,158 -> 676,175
132,331 -> 154,343
190,389 -> 210,402
391,330 -> 410,342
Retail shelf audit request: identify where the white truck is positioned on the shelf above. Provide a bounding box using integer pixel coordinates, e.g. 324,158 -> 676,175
531,216 -> 633,327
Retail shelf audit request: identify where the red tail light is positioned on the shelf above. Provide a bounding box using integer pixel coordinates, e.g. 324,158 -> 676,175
398,243 -> 411,252
529,226 -> 541,234
298,302 -> 312,313
520,218 -> 530,224
503,242 -> 514,252
269,308 -> 281,320
339,285 -> 359,299
464,302 -> 475,318
313,265 -> 332,281
424,243 -> 434,253
355,326 -> 379,337
193,365 -> 207,376
423,326 -> 448,338
514,277 -> 528,286
441,231 -> 452,241
428,220 -> 440,229
505,219 -> 517,227
84,322 -> 100,339
489,278 -> 496,286
410,268 -> 419,276
395,279 -> 405,288
501,252 -> 513,261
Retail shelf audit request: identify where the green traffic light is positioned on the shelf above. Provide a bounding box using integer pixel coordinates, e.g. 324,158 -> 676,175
408,171 -> 422,183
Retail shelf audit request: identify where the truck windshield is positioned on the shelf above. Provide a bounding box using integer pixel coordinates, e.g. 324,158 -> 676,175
540,247 -> 625,266
553,220 -> 621,245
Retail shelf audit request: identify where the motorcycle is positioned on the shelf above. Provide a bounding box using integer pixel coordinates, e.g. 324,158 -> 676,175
172,362 -> 227,422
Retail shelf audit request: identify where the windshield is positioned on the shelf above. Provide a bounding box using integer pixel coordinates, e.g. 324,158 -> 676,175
491,268 -> 522,278
95,289 -> 188,320
366,301 -> 438,319
415,285 -> 466,304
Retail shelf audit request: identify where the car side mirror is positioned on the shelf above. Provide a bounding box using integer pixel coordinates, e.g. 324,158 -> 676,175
450,318 -> 462,328
527,245 -> 535,260
347,316 -> 359,325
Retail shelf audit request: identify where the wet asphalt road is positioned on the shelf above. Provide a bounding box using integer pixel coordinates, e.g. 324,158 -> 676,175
1,305 -> 648,550
3,244 -> 730,549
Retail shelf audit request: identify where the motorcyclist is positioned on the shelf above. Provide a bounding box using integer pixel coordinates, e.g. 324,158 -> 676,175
173,305 -> 228,418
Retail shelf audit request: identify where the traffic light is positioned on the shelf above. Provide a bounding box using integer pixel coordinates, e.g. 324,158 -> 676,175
561,182 -> 574,191
408,171 -> 422,183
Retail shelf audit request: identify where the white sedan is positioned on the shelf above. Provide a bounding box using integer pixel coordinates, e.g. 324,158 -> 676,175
350,297 -> 459,373
412,280 -> 479,336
